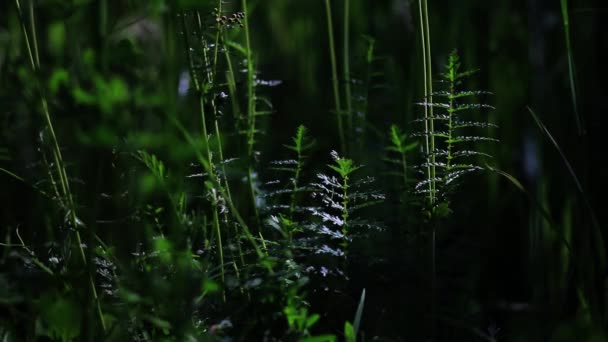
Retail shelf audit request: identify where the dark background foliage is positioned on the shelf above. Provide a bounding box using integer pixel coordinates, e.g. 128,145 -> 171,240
1,0 -> 607,340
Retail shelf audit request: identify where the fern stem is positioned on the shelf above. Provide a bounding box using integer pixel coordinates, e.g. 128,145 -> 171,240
289,148 -> 303,221
446,71 -> 455,173
341,175 -> 350,249
324,0 -> 346,154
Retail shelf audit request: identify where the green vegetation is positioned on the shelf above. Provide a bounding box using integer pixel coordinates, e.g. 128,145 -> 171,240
1,0 -> 605,340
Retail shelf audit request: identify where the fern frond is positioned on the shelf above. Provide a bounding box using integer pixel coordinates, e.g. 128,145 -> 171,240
414,50 -> 497,209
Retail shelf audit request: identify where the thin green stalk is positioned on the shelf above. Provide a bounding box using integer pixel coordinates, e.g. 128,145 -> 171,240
417,0 -> 433,205
401,151 -> 408,190
28,0 -> 39,67
343,0 -> 353,136
195,11 -> 233,205
324,0 -> 346,154
423,0 -> 436,203
418,0 -> 436,338
181,13 -> 226,293
560,0 -> 584,135
212,208 -> 225,300
289,149 -> 304,220
223,43 -> 242,127
174,119 -> 268,263
241,0 -> 264,234
242,0 -> 256,159
15,0 -> 106,331
425,6 -> 437,338
212,0 -> 223,77
360,37 -> 375,149
0,229 -> 54,276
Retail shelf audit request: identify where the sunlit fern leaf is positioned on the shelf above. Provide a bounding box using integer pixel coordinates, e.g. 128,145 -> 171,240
136,151 -> 167,180
431,90 -> 492,98
414,50 -> 498,208
310,152 -> 384,256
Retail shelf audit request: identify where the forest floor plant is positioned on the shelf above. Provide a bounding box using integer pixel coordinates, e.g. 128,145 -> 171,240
415,50 -> 497,339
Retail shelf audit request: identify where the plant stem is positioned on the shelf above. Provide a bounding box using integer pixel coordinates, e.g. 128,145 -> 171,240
324,0 -> 346,154
417,0 -> 433,206
241,0 -> 263,229
446,72 -> 455,173
15,0 -> 106,331
423,0 -> 435,203
181,13 -> 226,295
560,0 -> 584,135
343,0 -> 353,136
418,0 -> 436,338
195,11 -> 233,205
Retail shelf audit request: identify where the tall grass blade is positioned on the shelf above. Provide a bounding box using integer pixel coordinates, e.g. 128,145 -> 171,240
527,107 -> 604,266
353,288 -> 366,336
560,0 -> 584,135
324,0 -> 346,154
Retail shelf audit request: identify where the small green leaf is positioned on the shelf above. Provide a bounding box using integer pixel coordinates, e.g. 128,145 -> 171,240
344,321 -> 356,342
72,87 -> 96,105
48,22 -> 66,56
38,295 -> 81,342
305,314 -> 320,329
202,279 -> 220,294
154,238 -> 173,264
299,335 -> 336,342
48,68 -> 69,93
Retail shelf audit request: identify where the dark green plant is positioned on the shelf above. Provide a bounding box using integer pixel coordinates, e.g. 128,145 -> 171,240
416,50 -> 496,212
312,151 -> 384,254
386,124 -> 418,190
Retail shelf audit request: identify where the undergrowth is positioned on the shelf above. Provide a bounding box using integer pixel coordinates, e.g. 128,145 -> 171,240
0,0 -> 604,341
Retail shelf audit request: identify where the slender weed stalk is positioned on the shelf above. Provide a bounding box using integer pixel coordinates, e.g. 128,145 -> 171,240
173,119 -> 267,263
418,0 -> 435,205
195,10 -> 231,197
416,49 -> 498,339
417,0 -> 436,336
180,13 -> 225,292
527,107 -> 604,266
14,0 -> 106,331
241,0 -> 264,234
324,0 -> 346,154
343,0 -> 353,135
559,0 -> 584,135
358,36 -> 375,149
